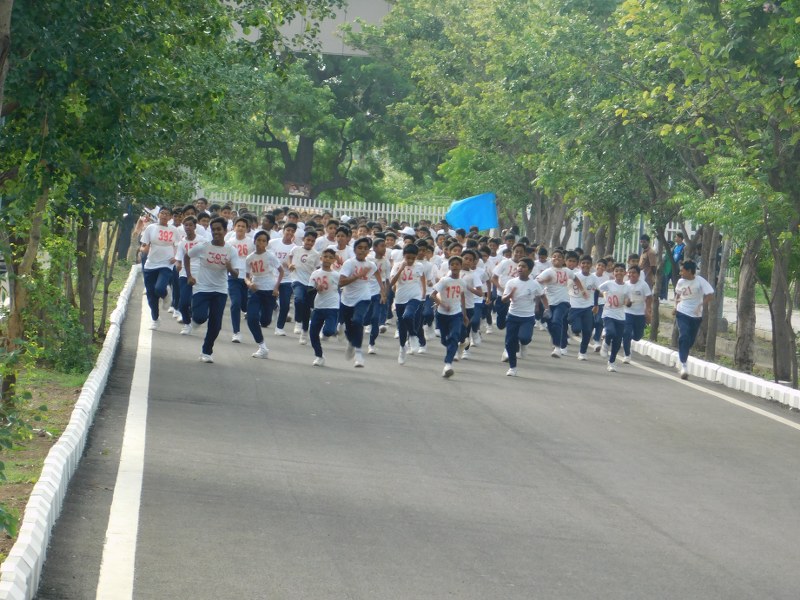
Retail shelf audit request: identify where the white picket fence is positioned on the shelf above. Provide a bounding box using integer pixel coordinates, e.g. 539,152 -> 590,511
201,192 -> 449,225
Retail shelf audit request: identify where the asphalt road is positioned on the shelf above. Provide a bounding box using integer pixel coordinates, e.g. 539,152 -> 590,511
37,282 -> 800,599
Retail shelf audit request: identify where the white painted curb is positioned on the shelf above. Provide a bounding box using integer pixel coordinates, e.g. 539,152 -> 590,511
631,340 -> 800,408
0,265 -> 141,600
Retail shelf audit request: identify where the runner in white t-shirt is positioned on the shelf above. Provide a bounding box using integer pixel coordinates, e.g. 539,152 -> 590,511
597,262 -> 629,371
431,255 -> 469,378
536,249 -> 585,357
225,217 -> 256,343
621,265 -> 653,363
307,248 -> 341,366
389,244 -> 426,365
140,207 -> 178,328
268,223 -> 297,336
568,255 -> 600,360
501,258 -> 549,376
184,217 -> 238,363
339,237 -> 386,368
287,230 -> 321,342
673,260 -> 714,379
244,230 -> 284,359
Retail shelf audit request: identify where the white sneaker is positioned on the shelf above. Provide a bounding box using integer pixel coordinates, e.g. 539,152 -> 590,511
461,349 -> 471,360
274,328 -> 287,336
426,325 -> 435,338
560,348 -> 568,356
600,344 -> 609,358
551,347 -> 560,358
231,332 -> 242,343
252,346 -> 269,359
537,322 -> 546,331
501,350 -> 509,363
607,362 -> 616,372
410,337 -> 420,353
180,323 -> 193,335
506,368 -> 518,377
368,345 -> 377,354
416,345 -> 427,354
519,344 -> 528,359
434,329 -> 441,338
394,330 -> 400,339
398,347 -> 407,365
149,319 -> 160,330
577,353 -> 587,361
199,353 -> 214,363
591,342 -> 600,352
167,306 -> 175,315
174,311 -> 183,321
484,325 -> 493,335
364,325 -> 372,333
293,324 -> 302,335
680,364 -> 689,380
345,343 -> 355,360
354,350 -> 365,367
312,356 -> 325,367
299,332 -> 308,345
442,363 -> 454,378
472,332 -> 482,346
622,355 -> 631,364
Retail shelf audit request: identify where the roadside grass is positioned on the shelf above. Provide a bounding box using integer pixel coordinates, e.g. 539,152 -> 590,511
0,259 -> 132,561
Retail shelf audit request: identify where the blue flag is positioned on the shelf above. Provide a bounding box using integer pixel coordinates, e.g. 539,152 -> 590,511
445,192 -> 499,231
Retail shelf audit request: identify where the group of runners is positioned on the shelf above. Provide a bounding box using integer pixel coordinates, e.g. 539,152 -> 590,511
138,201 -> 714,379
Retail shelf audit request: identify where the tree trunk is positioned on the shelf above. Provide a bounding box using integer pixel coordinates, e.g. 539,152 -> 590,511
769,246 -> 795,384
734,237 -> 761,373
76,212 -> 98,339
285,135 -> 314,188
582,215 -> 595,258
97,222 -> 120,339
594,224 -> 607,261
604,212 -> 618,258
1,188 -> 48,409
705,237 -> 730,361
0,0 -> 12,112
696,225 -> 717,353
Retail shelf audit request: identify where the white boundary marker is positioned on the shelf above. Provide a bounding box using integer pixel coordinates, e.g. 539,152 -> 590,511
94,300 -> 151,599
0,266 -> 141,600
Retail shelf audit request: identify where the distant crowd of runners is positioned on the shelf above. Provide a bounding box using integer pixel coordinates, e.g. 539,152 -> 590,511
137,198 -> 714,379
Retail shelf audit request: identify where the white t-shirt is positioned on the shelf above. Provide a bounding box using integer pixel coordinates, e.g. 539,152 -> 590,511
675,276 -> 714,317
368,254 -> 391,296
314,235 -> 337,252
504,277 -> 545,318
327,244 -> 354,271
493,258 -> 519,289
537,266 -> 577,305
268,238 -> 296,280
175,236 -> 203,279
625,279 -> 653,316
187,241 -> 236,294
310,269 -> 341,310
433,276 -> 465,315
570,271 -> 600,309
472,266 -> 487,304
142,224 -> 178,270
289,246 -> 320,286
246,251 -> 281,291
340,258 -> 378,306
392,261 -> 426,304
593,271 -> 613,305
461,270 -> 481,310
531,259 -> 552,278
598,280 -> 628,320
225,234 -> 255,280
